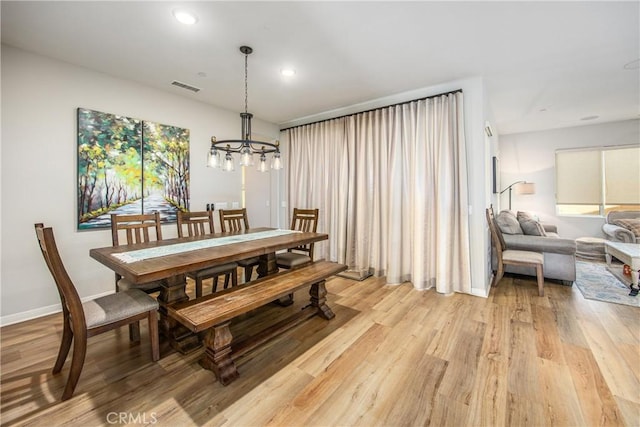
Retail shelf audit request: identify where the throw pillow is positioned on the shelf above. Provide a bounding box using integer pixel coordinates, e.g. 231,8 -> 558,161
517,211 -> 537,222
613,218 -> 640,237
496,210 -> 523,235
520,219 -> 547,236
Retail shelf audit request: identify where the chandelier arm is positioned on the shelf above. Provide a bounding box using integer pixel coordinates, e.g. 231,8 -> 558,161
211,140 -> 280,154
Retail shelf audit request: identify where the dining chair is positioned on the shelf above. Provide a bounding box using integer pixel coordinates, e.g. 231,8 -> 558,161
34,223 -> 159,401
219,208 -> 260,282
110,212 -> 163,294
486,206 -> 545,296
276,208 -> 319,270
176,210 -> 238,297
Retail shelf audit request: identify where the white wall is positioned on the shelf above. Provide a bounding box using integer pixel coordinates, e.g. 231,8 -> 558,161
498,119 -> 640,239
0,45 -> 280,324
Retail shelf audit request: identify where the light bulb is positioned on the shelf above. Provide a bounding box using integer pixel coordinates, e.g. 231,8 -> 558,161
271,151 -> 282,170
207,147 -> 220,168
258,153 -> 268,172
239,146 -> 254,167
223,152 -> 235,172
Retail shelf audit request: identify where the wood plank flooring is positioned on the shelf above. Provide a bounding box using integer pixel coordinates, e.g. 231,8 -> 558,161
1,273 -> 638,426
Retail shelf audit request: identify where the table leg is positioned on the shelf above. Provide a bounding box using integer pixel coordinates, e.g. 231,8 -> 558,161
310,280 -> 335,320
157,274 -> 200,354
258,252 -> 294,306
200,322 -> 239,385
256,252 -> 278,277
631,258 -> 640,288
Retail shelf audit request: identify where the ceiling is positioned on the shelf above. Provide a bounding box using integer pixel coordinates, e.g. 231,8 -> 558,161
2,1 -> 638,135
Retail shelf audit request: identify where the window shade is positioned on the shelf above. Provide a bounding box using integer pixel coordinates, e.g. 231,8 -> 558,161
556,150 -> 601,204
604,146 -> 640,204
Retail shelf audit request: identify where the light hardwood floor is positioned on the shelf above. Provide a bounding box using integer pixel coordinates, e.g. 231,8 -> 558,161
1,273 -> 638,426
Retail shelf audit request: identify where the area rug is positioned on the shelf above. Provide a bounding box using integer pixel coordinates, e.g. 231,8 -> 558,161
575,261 -> 639,307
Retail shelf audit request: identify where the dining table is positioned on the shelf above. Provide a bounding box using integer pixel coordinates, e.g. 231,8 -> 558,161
90,227 -> 328,353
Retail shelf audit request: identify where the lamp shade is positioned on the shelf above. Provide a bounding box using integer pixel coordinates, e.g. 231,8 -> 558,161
516,182 -> 536,195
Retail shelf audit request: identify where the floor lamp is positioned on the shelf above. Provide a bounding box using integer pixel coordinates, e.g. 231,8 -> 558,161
500,181 -> 535,210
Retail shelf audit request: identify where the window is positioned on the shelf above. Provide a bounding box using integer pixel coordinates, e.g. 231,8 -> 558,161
556,145 -> 640,216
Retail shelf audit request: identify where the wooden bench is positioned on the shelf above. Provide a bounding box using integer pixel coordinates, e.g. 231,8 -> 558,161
167,260 -> 347,385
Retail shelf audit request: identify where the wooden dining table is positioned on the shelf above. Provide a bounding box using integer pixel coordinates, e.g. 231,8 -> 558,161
90,227 -> 328,353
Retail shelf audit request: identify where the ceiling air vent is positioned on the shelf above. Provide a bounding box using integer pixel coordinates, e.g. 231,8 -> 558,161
171,80 -> 201,93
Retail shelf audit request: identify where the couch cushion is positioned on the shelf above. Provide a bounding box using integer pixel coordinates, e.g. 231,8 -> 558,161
503,249 -> 544,264
503,234 -> 576,255
517,211 -> 537,222
496,210 -> 523,235
613,218 -> 640,237
520,219 -> 547,236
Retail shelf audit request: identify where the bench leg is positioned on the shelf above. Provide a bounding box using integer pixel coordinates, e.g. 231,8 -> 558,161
310,280 -> 335,320
200,322 -> 239,386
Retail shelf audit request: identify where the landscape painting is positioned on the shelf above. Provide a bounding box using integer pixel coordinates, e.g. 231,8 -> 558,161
77,108 -> 189,230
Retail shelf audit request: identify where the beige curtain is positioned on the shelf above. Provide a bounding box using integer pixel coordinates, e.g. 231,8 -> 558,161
283,92 -> 471,294
284,118 -> 350,265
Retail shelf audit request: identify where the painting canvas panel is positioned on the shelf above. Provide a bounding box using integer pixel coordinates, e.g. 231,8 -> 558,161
77,108 -> 189,229
142,121 -> 190,222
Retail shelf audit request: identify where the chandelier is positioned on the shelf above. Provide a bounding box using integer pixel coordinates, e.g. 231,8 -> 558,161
207,46 -> 283,172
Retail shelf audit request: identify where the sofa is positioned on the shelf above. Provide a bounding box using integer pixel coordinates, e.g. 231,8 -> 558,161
602,210 -> 640,243
493,210 -> 576,285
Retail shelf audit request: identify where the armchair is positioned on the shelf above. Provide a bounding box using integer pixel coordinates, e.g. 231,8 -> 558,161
602,211 -> 640,243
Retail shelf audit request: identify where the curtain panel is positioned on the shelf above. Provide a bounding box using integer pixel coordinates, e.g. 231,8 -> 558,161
282,92 -> 471,294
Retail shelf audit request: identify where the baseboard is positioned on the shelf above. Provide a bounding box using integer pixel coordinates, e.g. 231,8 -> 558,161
469,273 -> 492,298
470,287 -> 489,298
0,290 -> 114,327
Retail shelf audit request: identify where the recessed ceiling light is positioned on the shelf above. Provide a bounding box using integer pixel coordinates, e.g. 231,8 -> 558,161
173,9 -> 198,25
580,115 -> 599,121
280,68 -> 296,77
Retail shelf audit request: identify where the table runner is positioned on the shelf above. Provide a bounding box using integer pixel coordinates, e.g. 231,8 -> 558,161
112,229 -> 298,263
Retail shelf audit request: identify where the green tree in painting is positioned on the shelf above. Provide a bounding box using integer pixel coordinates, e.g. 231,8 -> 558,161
143,122 -> 190,211
77,108 -> 142,224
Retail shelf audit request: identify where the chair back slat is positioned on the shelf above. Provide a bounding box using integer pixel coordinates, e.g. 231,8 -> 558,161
177,210 -> 215,237
111,213 -> 162,247
34,224 -> 87,331
219,209 -> 250,232
110,212 -> 163,289
289,208 -> 319,258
